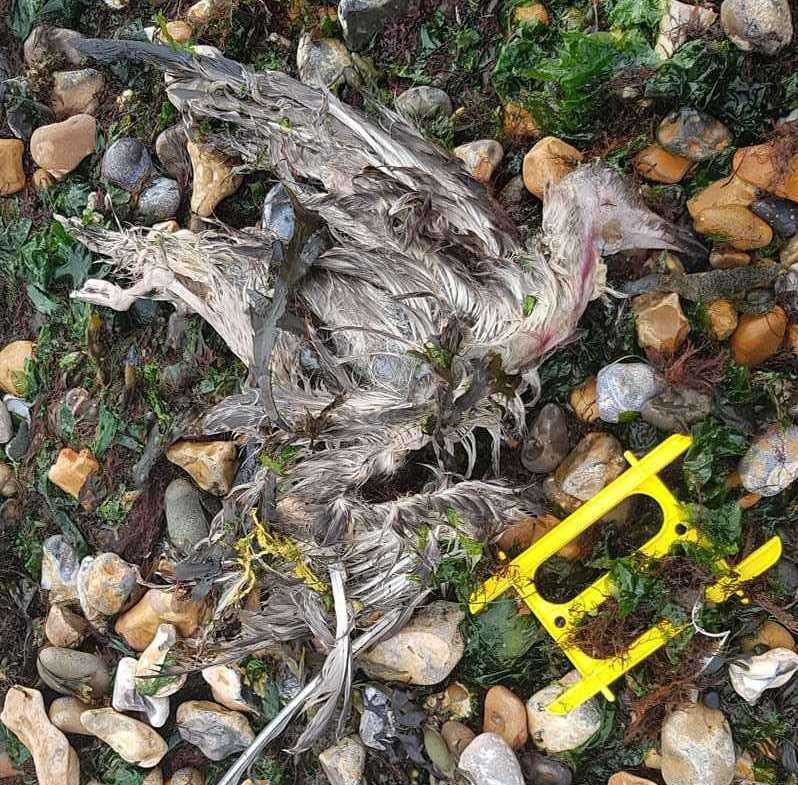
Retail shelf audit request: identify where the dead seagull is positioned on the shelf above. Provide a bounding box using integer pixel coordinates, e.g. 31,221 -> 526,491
62,37 -> 705,768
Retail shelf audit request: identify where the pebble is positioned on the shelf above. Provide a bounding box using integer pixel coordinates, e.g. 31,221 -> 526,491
30,115 -> 96,180
752,197 -> 798,237
730,305 -> 787,367
137,177 -> 181,224
51,69 -> 105,118
545,432 -> 626,513
459,733 -> 525,785
656,108 -> 731,162
5,419 -> 29,462
136,623 -> 187,698
738,423 -> 798,496
176,701 -> 255,761
360,601 -> 465,685
709,246 -> 750,269
0,463 -> 15,497
48,696 -> 94,735
115,587 -> 204,651
503,102 -> 540,142
166,439 -> 238,496
201,665 -> 251,712
427,682 -> 473,720
733,142 -> 798,202
165,477 -> 209,554
24,26 -> 85,67
634,144 -> 691,184
101,137 -> 152,192
687,175 -> 759,221
33,168 -> 57,191
424,726 -> 456,777
640,386 -> 712,433
483,686 -> 528,749
660,703 -> 735,785
596,362 -> 661,423
77,552 -> 138,629
729,647 -> 798,702
453,140 -> 504,184
81,708 -> 168,768
633,292 -> 690,355
359,686 -> 396,750
0,139 -> 25,196
608,775 -> 657,785
514,2 -> 550,24
695,205 -> 773,250
41,534 -> 80,603
523,136 -> 583,199
441,720 -> 475,760
0,341 -> 34,395
0,401 -> 11,443
186,0 -> 231,25
45,604 -> 87,648
0,686 -> 79,785
48,447 -> 99,499
338,0 -> 414,49
319,736 -> 367,785
522,403 -> 569,473
526,672 -> 601,752
296,34 -> 353,89
395,86 -> 453,120
655,0 -> 717,58
720,0 -> 793,53
187,141 -> 243,218
569,376 -> 599,422
165,21 -> 192,43
113,656 -> 170,728
497,514 -> 587,559
36,646 -> 110,702
742,620 -> 796,652
155,124 -> 190,183
518,751 -> 574,785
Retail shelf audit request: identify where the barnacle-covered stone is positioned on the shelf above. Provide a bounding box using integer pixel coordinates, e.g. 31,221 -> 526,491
738,424 -> 798,496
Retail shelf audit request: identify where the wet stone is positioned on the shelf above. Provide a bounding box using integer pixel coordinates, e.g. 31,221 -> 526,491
656,108 -> 732,162
751,197 -> 798,237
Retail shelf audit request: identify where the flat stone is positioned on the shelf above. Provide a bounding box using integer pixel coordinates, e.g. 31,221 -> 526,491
608,775 -> 657,785
569,376 -> 599,422
81,708 -> 167,768
514,3 -> 550,24
30,115 -> 96,180
319,736 -> 366,785
526,672 -> 601,753
359,600 -> 464,685
441,720 -> 475,760
0,464 -> 14,499
523,136 -> 583,199
48,447 -> 99,499
657,108 -> 731,162
742,620 -> 796,652
186,0 -> 231,25
338,0 -> 416,49
187,141 -> 243,218
168,769 -> 202,785
136,623 -> 186,698
101,137 -> 152,192
721,0 -> 793,53
137,177 -> 181,224
0,686 -> 80,785
176,700 -> 255,761
36,647 -> 110,702
0,341 -> 34,395
166,440 -> 238,495
453,140 -> 504,184
483,686 -> 528,749
660,703 -> 735,785
503,102 -> 540,142
497,514 -> 588,560
522,403 -> 569,473
709,246 -> 750,269
459,733 -> 525,785
51,69 -> 105,118
395,86 -> 452,120
641,386 -> 712,433
518,752 -> 574,785
0,139 -> 25,196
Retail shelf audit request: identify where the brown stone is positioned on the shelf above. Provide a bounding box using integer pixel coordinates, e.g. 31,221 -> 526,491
48,696 -> 94,736
453,140 -> 504,184
739,492 -> 760,509
686,175 -> 759,220
167,769 -> 204,785
0,464 -> 15,498
48,448 -> 99,499
504,102 -> 539,142
789,323 -> 798,354
51,69 -> 105,118
522,136 -> 582,199
569,376 -> 599,422
0,139 -> 25,196
734,143 -> 798,202
166,440 -> 238,495
30,115 -> 96,180
634,144 -> 691,184
187,140 -> 242,217
705,298 -> 738,341
693,205 -> 772,250
497,514 -> 587,560
709,246 -> 751,269
633,291 -> 690,355
165,21 -> 193,43
441,720 -> 475,761
514,3 -> 550,24
0,341 -> 34,395
115,588 -> 205,651
45,604 -> 88,648
482,686 -> 528,749
81,708 -> 167,768
730,306 -> 787,367
0,748 -> 20,778
741,620 -> 796,653
32,168 -> 56,191
0,687 -> 80,785
608,774 -> 657,785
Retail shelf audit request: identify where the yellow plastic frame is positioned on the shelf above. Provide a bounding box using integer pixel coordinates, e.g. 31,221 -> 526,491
469,434 -> 782,715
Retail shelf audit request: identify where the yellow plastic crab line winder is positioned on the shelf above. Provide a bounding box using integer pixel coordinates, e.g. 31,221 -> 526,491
469,433 -> 782,715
